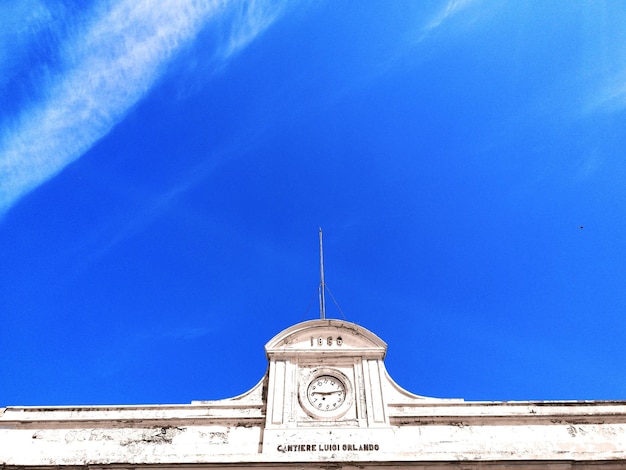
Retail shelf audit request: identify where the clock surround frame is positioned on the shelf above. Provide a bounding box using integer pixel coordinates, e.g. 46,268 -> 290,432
298,367 -> 353,420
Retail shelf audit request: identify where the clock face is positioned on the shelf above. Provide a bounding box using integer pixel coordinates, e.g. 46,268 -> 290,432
306,375 -> 346,412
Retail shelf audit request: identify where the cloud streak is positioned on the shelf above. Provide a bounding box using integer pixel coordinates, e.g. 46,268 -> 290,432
584,72 -> 626,116
417,0 -> 478,42
0,0 -> 285,214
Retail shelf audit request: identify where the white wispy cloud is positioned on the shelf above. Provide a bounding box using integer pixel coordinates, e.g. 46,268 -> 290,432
0,0 -> 285,214
417,0 -> 478,42
424,0 -> 475,32
165,327 -> 214,340
0,1 -> 54,89
219,0 -> 288,59
583,71 -> 626,116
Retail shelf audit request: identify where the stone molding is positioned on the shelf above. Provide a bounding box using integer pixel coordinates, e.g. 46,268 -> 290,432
1,320 -> 625,467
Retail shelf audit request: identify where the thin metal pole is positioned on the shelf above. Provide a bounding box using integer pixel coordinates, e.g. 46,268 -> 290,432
319,227 -> 326,320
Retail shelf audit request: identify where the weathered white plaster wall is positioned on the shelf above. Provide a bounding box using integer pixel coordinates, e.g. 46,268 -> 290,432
2,320 -> 625,468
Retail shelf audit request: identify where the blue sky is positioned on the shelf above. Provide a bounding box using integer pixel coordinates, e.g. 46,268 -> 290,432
1,1 -> 626,407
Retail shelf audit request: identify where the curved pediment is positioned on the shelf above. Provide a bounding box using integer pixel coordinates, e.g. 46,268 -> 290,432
265,319 -> 387,359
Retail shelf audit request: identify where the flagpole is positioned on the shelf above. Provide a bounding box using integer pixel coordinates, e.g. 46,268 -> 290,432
319,228 -> 326,320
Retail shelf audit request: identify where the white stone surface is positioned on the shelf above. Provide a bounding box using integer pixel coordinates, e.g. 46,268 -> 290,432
2,320 -> 625,467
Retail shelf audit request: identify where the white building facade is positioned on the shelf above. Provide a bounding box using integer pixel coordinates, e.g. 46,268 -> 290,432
2,319 -> 625,469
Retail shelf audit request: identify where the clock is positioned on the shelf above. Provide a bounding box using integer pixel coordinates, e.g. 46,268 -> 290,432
307,375 -> 346,411
299,369 -> 352,419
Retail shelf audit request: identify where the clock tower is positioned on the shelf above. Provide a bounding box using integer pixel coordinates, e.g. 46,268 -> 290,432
262,318 -> 434,454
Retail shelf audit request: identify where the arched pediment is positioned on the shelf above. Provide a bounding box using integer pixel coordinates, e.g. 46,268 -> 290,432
265,319 -> 387,359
